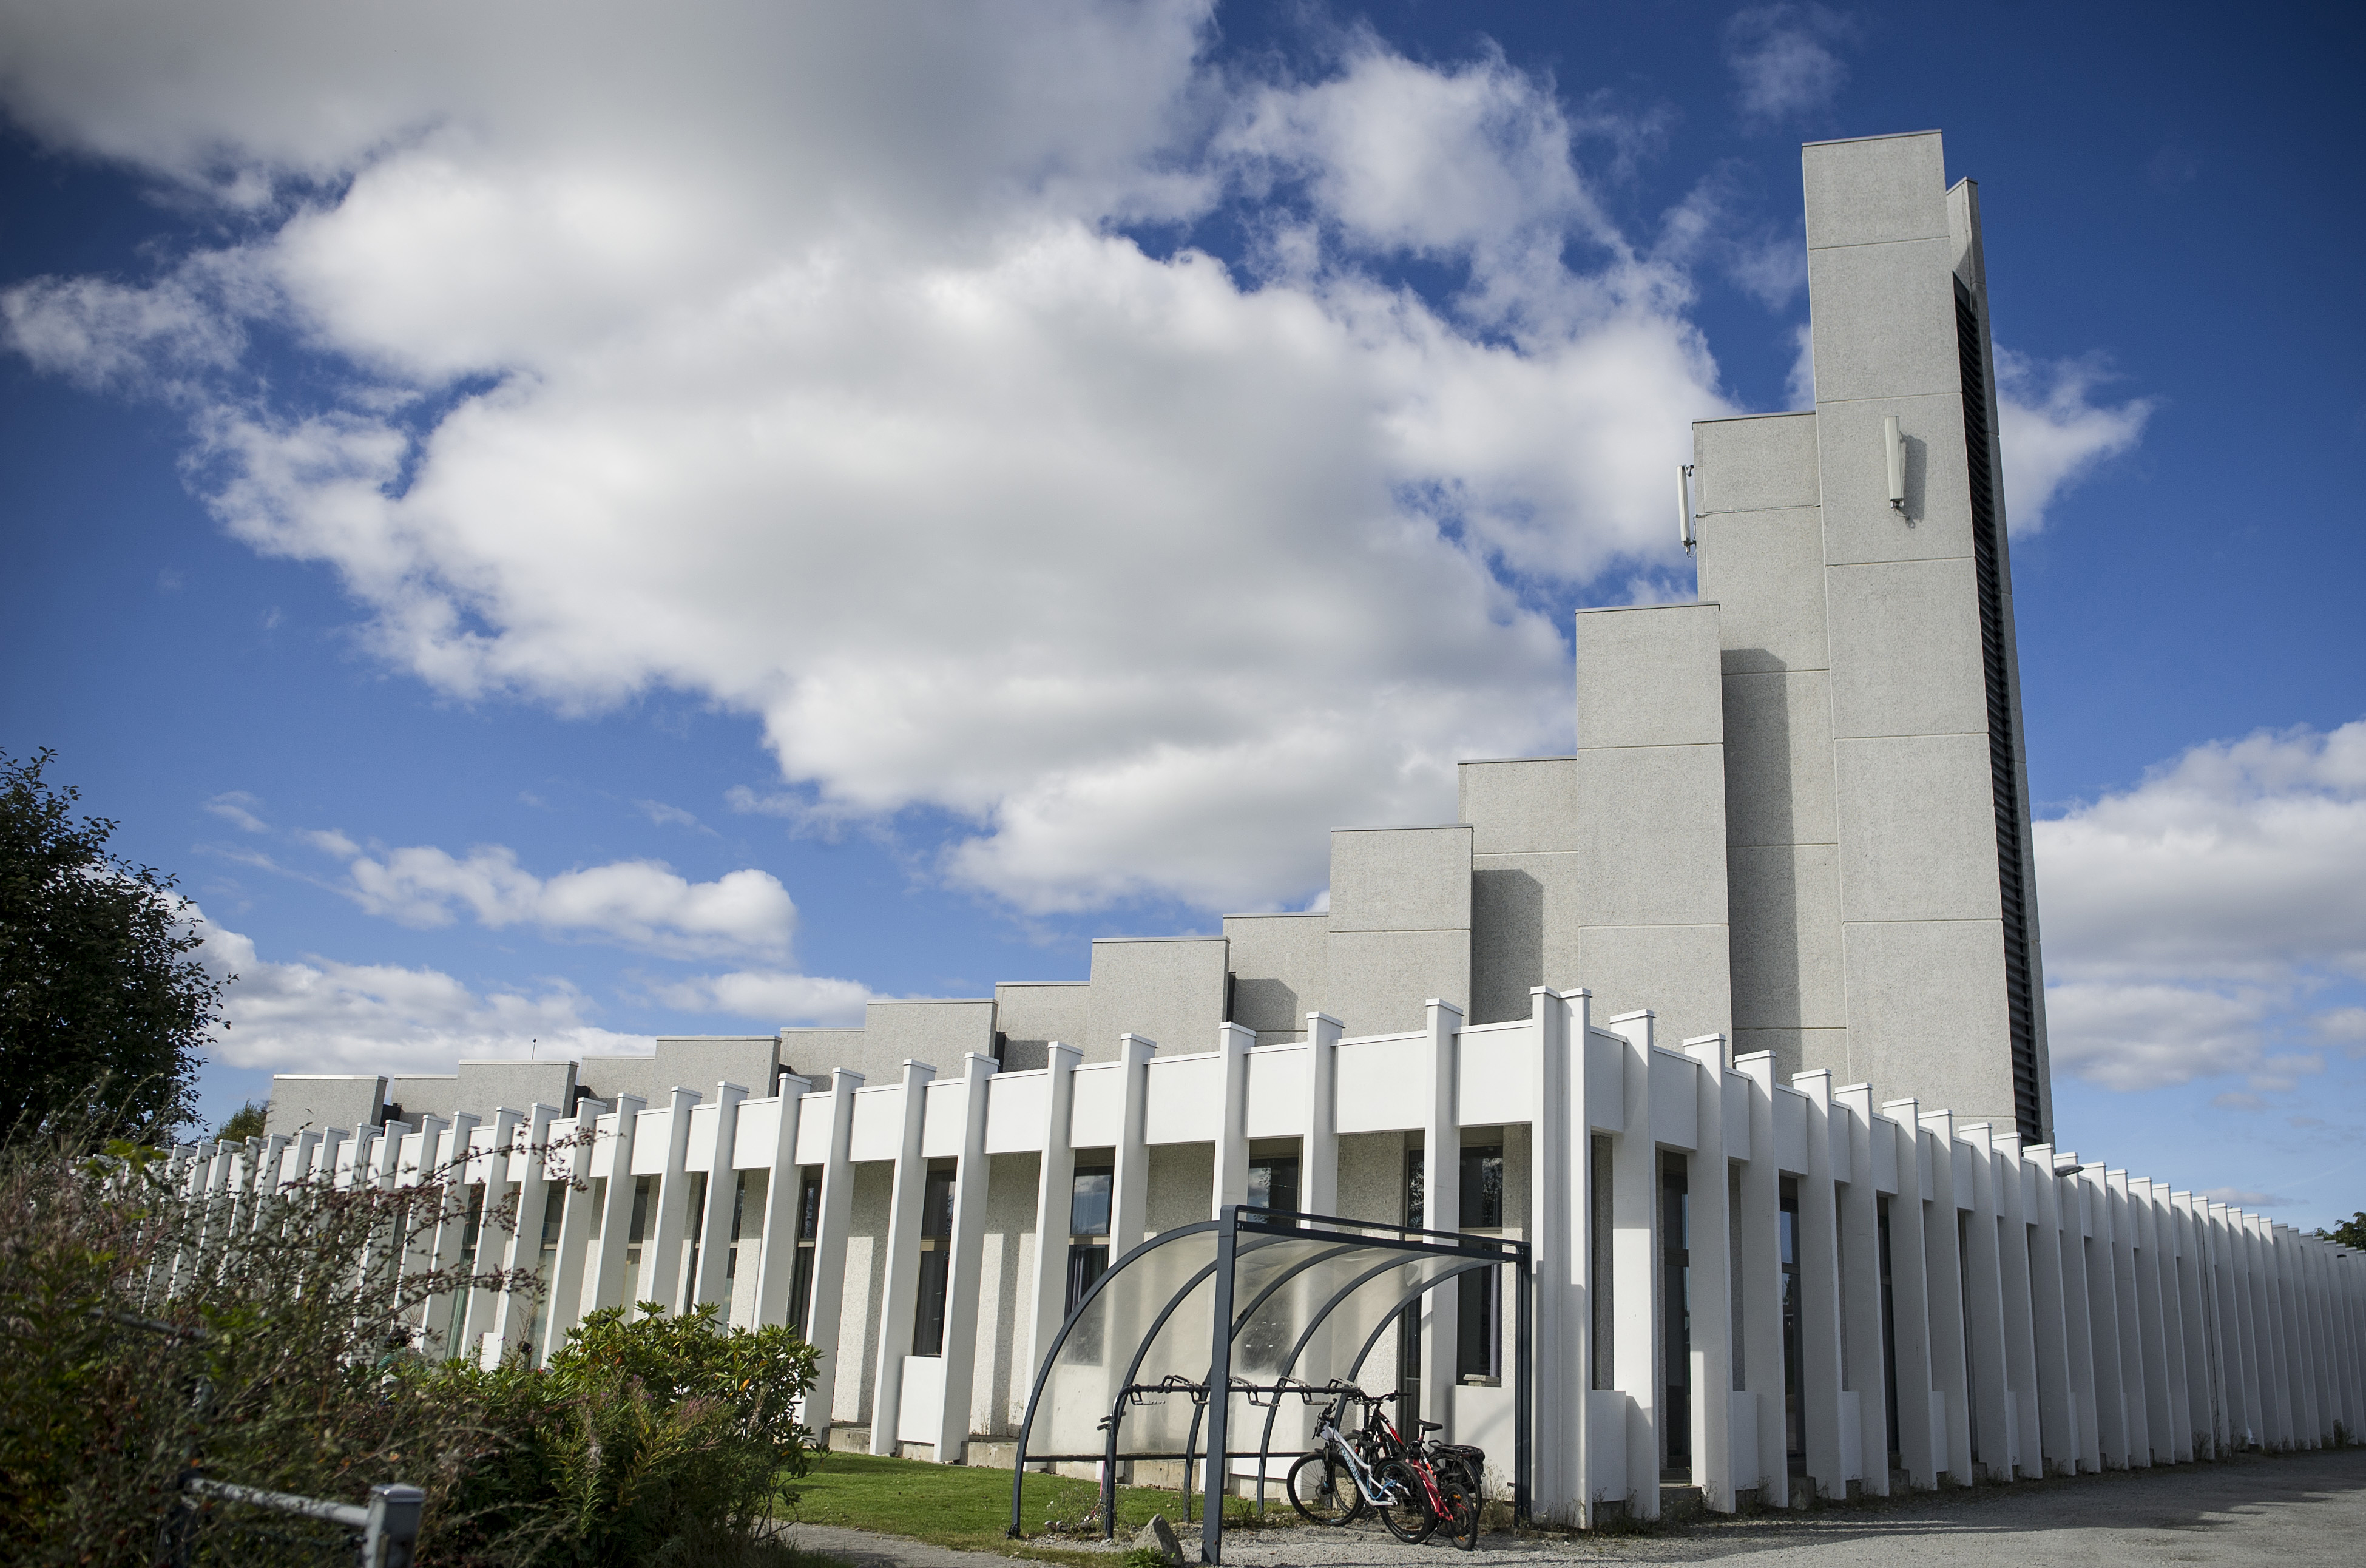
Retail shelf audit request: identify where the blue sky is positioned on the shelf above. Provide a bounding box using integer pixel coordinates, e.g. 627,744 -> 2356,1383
2,2 -> 2361,1220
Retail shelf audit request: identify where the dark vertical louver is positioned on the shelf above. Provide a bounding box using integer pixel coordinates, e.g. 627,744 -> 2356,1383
1955,277 -> 2043,1144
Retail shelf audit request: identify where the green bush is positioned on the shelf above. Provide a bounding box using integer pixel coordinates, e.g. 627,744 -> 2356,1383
0,1128 -> 819,1566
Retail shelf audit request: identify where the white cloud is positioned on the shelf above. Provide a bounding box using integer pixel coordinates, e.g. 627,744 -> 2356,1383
197,916 -> 651,1074
0,271 -> 242,391
1782,320 -> 1815,409
1994,347 -> 2154,534
203,791 -> 269,833
2037,718 -> 2366,1090
341,842 -> 799,961
1722,5 -> 1856,127
653,970 -> 870,1026
2,4 -> 1736,917
636,799 -> 705,831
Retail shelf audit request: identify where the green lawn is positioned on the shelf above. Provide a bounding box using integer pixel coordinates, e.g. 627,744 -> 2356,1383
776,1451 -> 1301,1562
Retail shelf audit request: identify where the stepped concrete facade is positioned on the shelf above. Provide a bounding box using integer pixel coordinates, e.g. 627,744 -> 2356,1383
227,133 -> 2362,1524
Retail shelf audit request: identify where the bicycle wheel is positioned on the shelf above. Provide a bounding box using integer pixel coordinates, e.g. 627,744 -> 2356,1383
1369,1458 -> 1436,1544
1286,1449 -> 1365,1526
1438,1477 -> 1481,1551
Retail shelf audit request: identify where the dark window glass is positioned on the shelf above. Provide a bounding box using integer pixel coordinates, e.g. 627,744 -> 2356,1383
1661,1154 -> 1691,1475
1780,1175 -> 1805,1471
799,1171 -> 823,1240
1460,1147 -> 1504,1228
1070,1166 -> 1112,1237
1405,1147 -> 1425,1229
1248,1155 -> 1300,1215
922,1167 -> 955,1239
1456,1265 -> 1500,1382
1066,1242 -> 1109,1314
790,1246 -> 816,1338
1590,1135 -> 1614,1390
912,1249 -> 950,1357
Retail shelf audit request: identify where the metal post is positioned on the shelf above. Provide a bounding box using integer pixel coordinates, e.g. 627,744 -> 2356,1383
362,1484 -> 425,1568
1201,1208 -> 1237,1566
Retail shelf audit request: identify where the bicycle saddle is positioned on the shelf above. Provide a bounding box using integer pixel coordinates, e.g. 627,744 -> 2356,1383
1418,1421 -> 1444,1431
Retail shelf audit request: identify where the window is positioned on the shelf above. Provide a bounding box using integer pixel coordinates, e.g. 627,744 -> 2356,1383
1248,1154 -> 1299,1215
681,1172 -> 708,1311
724,1172 -> 751,1281
1069,1166 -> 1112,1238
528,1184 -> 565,1358
1780,1176 -> 1804,1472
1457,1144 -> 1505,1385
789,1170 -> 822,1337
911,1163 -> 955,1357
1661,1154 -> 1691,1475
626,1174 -> 652,1276
1590,1137 -> 1613,1390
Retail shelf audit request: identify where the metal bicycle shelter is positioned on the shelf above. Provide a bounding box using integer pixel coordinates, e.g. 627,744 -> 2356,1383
1008,1206 -> 1532,1564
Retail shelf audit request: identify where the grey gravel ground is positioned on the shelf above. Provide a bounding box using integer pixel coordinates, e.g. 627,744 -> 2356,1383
777,1447 -> 2366,1568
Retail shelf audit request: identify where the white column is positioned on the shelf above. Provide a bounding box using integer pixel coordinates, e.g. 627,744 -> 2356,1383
1990,1134 -> 2044,1477
541,1100 -> 604,1360
1527,990 -> 1574,1522
1792,1071 -> 1848,1498
2080,1166 -> 2131,1467
1685,1036 -> 1735,1512
2104,1171 -> 2151,1465
1878,1101 -> 1937,1491
934,1050 -> 999,1462
585,1097 -> 646,1325
1919,1112 -> 1973,1485
1108,1035 -> 1154,1255
751,1072 -> 814,1330
1023,1044 -> 1082,1403
489,1101 -> 559,1363
2056,1155 -> 2103,1472
644,1086 -> 701,1312
802,1068 -> 862,1438
1954,1124 -> 2012,1482
459,1109 -> 521,1359
2126,1177 -> 2177,1463
1303,1013 -> 1342,1217
1212,1022 -> 1254,1217
1834,1085 -> 1890,1496
870,1058 -> 938,1456
1606,1008 -> 1657,1518
692,1080 -> 749,1310
1740,1057 -> 1791,1505
1420,998 -> 1464,1437
2021,1147 -> 2078,1473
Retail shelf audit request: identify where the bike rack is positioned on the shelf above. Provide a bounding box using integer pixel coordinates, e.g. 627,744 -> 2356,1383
1007,1206 -> 1530,1565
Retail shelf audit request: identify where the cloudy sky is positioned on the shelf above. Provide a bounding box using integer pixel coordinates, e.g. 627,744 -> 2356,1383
3,2 -> 2361,1218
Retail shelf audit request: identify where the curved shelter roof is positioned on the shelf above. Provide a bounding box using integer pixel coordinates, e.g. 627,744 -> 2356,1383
1010,1206 -> 1530,1563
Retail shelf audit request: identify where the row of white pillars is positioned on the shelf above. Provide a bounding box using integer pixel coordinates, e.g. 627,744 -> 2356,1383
180,993 -> 2366,1510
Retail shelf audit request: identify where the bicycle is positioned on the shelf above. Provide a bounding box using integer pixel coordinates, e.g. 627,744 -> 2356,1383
1357,1397 -> 1479,1550
1283,1387 -> 1433,1542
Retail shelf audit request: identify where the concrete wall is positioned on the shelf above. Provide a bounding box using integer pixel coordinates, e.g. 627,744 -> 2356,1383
993,982 -> 1089,1072
1327,826 -> 1471,1036
1085,937 -> 1228,1060
1569,603 -> 1734,1049
864,999 -> 997,1081
1223,912 -> 1329,1044
384,1075 -> 456,1126
265,1074 -> 384,1138
455,1059 -> 578,1121
1459,758 -> 1580,1026
1695,410 -> 1846,1083
1803,131 -> 2018,1132
778,1029 -> 867,1084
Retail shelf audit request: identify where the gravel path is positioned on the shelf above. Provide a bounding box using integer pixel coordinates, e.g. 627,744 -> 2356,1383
772,1447 -> 2366,1568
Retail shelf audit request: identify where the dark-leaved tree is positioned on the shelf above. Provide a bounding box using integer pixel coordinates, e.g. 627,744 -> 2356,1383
2318,1212 -> 2366,1251
0,749 -> 226,1137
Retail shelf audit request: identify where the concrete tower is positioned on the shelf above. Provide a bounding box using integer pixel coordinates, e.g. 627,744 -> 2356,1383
1689,130 -> 2050,1141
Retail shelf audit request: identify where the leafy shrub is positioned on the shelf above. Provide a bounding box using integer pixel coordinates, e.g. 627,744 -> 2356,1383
0,1127 -> 817,1566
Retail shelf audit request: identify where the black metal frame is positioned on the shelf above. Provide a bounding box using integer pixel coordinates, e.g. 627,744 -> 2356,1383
1006,1206 -> 1530,1564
